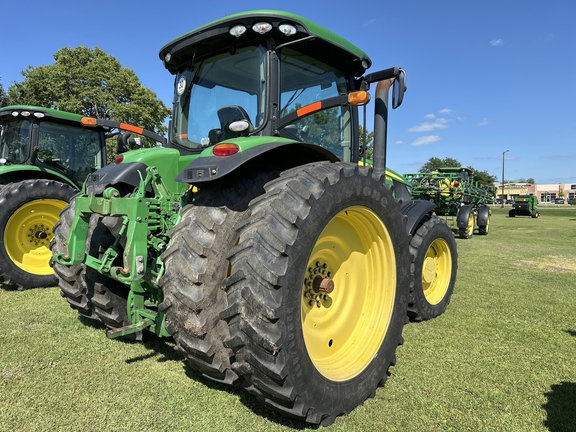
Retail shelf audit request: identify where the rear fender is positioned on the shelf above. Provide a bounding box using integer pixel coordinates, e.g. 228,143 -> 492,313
477,205 -> 490,226
86,162 -> 151,195
176,141 -> 336,184
400,200 -> 436,236
87,148 -> 193,196
392,179 -> 412,202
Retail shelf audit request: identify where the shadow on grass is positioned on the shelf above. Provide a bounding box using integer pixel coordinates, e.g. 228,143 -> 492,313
77,314 -> 107,330
0,283 -> 24,291
543,382 -> 576,432
566,330 -> 576,337
181,364 -> 314,430
76,315 -> 183,364
116,333 -> 313,427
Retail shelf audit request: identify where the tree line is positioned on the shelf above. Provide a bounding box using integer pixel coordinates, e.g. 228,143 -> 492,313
360,130 -> 498,188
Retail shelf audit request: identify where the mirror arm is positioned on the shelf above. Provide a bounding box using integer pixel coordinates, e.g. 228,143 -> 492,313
359,67 -> 405,89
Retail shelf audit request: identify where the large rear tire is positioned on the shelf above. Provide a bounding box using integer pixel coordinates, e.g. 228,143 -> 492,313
407,216 -> 457,321
0,179 -> 76,290
159,170 -> 279,385
221,162 -> 410,425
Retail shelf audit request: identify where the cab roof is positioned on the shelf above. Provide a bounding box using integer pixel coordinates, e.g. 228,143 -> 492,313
0,105 -> 83,123
159,10 -> 372,77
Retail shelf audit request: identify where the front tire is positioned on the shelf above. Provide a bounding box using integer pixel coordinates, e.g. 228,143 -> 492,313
222,162 -> 411,425
408,216 -> 457,321
0,179 -> 76,289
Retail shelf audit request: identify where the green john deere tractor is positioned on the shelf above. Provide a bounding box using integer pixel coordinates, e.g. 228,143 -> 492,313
509,194 -> 539,218
404,167 -> 496,239
52,10 -> 458,425
0,105 -> 165,290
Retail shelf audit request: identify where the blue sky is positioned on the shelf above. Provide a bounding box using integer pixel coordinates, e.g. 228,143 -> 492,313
2,0 -> 575,184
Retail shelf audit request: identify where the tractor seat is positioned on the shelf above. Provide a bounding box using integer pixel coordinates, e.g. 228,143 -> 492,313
217,105 -> 254,140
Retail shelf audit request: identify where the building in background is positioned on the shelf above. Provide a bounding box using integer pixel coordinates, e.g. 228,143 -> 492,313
496,182 -> 576,203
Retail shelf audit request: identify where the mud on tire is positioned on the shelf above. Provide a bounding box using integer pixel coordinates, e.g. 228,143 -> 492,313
159,170 -> 280,385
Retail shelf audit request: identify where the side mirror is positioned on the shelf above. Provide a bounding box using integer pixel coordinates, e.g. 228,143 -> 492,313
117,131 -> 131,154
117,131 -> 146,154
360,67 -> 407,109
392,70 -> 407,109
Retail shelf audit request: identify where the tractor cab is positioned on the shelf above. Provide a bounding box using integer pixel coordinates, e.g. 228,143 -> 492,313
161,10 -> 404,169
0,106 -> 107,187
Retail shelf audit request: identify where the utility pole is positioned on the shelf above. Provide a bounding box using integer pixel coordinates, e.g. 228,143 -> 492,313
501,150 -> 509,208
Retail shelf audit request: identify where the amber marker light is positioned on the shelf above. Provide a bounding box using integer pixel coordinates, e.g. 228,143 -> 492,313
348,91 -> 370,105
297,102 -> 322,117
81,117 -> 97,126
213,143 -> 239,156
119,123 -> 143,134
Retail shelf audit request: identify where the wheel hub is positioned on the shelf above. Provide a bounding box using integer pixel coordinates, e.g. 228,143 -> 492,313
27,223 -> 52,246
5,198 -> 67,275
304,261 -> 333,308
422,257 -> 437,284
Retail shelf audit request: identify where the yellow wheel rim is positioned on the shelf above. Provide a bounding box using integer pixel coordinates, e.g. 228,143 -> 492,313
301,206 -> 396,381
467,213 -> 474,236
421,238 -> 452,305
5,199 -> 67,275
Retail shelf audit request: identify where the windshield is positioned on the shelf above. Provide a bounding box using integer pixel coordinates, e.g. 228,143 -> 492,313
36,121 -> 104,183
172,44 -> 267,150
279,48 -> 353,161
0,119 -> 31,163
0,118 -> 103,183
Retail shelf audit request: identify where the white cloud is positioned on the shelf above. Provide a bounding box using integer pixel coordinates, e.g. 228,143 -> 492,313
395,140 -> 404,145
363,19 -> 376,27
490,39 -> 504,47
409,118 -> 448,132
477,118 -> 489,126
411,136 -> 441,147
424,113 -> 435,119
439,109 -> 453,115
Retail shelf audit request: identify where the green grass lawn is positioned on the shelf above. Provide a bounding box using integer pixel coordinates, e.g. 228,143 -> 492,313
1,206 -> 575,431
